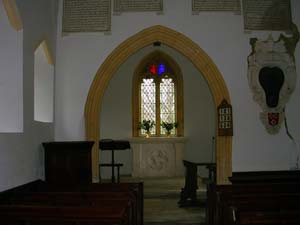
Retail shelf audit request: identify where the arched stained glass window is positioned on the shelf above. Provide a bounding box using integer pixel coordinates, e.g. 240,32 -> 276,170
160,78 -> 175,135
141,78 -> 156,135
133,51 -> 183,137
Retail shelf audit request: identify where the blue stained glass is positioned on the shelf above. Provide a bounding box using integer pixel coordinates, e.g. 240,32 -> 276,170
158,63 -> 165,75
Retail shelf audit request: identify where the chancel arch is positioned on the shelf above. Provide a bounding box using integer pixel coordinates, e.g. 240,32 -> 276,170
85,25 -> 232,184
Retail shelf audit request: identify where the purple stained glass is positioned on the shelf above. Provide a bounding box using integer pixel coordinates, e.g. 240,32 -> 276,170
158,63 -> 165,75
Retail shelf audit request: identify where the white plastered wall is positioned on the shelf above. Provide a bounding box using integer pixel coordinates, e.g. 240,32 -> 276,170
0,0 -> 58,191
55,0 -> 300,174
0,1 -> 23,132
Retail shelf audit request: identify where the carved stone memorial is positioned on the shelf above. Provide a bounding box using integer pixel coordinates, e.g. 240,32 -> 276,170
62,0 -> 111,33
247,24 -> 299,134
243,0 -> 292,31
192,0 -> 241,14
114,0 -> 163,13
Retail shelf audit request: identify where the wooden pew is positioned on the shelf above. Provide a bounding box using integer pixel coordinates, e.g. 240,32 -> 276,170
35,181 -> 144,225
6,191 -> 136,224
209,185 -> 300,225
219,190 -> 300,225
0,204 -> 130,225
207,171 -> 300,225
0,180 -> 144,225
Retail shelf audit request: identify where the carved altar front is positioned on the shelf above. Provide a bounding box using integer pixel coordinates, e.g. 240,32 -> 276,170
129,137 -> 187,177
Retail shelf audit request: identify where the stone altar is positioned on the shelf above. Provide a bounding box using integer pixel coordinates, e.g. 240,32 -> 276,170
129,137 -> 187,177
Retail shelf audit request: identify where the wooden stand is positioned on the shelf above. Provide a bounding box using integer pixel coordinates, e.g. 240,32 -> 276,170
178,160 -> 216,207
99,139 -> 130,183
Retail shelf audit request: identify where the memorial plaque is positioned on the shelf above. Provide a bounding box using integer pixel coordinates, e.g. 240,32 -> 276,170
243,0 -> 291,31
192,0 -> 241,14
63,0 -> 111,33
114,0 -> 163,13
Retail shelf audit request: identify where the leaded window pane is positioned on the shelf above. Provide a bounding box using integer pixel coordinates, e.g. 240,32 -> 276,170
160,78 -> 175,135
141,78 -> 156,134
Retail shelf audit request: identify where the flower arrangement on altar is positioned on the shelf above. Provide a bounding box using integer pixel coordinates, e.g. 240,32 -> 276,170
161,121 -> 178,135
138,119 -> 155,137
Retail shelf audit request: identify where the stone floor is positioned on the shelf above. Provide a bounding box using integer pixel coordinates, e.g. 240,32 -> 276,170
120,176 -> 207,225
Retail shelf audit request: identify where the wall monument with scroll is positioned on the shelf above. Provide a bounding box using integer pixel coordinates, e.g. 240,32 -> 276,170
62,0 -> 111,33
243,0 -> 291,31
192,0 -> 241,14
114,0 -> 163,13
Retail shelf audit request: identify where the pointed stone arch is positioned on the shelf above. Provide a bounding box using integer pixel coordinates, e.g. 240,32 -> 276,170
85,25 -> 232,184
34,39 -> 54,65
3,0 -> 23,31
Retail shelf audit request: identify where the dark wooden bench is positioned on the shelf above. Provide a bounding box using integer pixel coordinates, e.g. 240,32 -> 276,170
178,160 -> 216,207
0,180 -> 143,225
3,192 -> 134,225
219,191 -> 300,225
0,204 -> 130,225
36,181 -> 144,225
207,171 -> 300,225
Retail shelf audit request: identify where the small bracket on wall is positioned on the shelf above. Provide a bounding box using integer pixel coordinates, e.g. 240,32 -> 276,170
217,99 -> 233,136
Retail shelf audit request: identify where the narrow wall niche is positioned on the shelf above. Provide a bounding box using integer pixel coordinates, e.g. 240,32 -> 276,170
34,40 -> 54,123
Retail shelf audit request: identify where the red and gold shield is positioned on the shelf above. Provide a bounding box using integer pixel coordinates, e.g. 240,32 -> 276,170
268,113 -> 279,126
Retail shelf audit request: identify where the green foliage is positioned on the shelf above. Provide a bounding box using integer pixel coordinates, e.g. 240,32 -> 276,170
161,121 -> 178,133
138,120 -> 155,132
